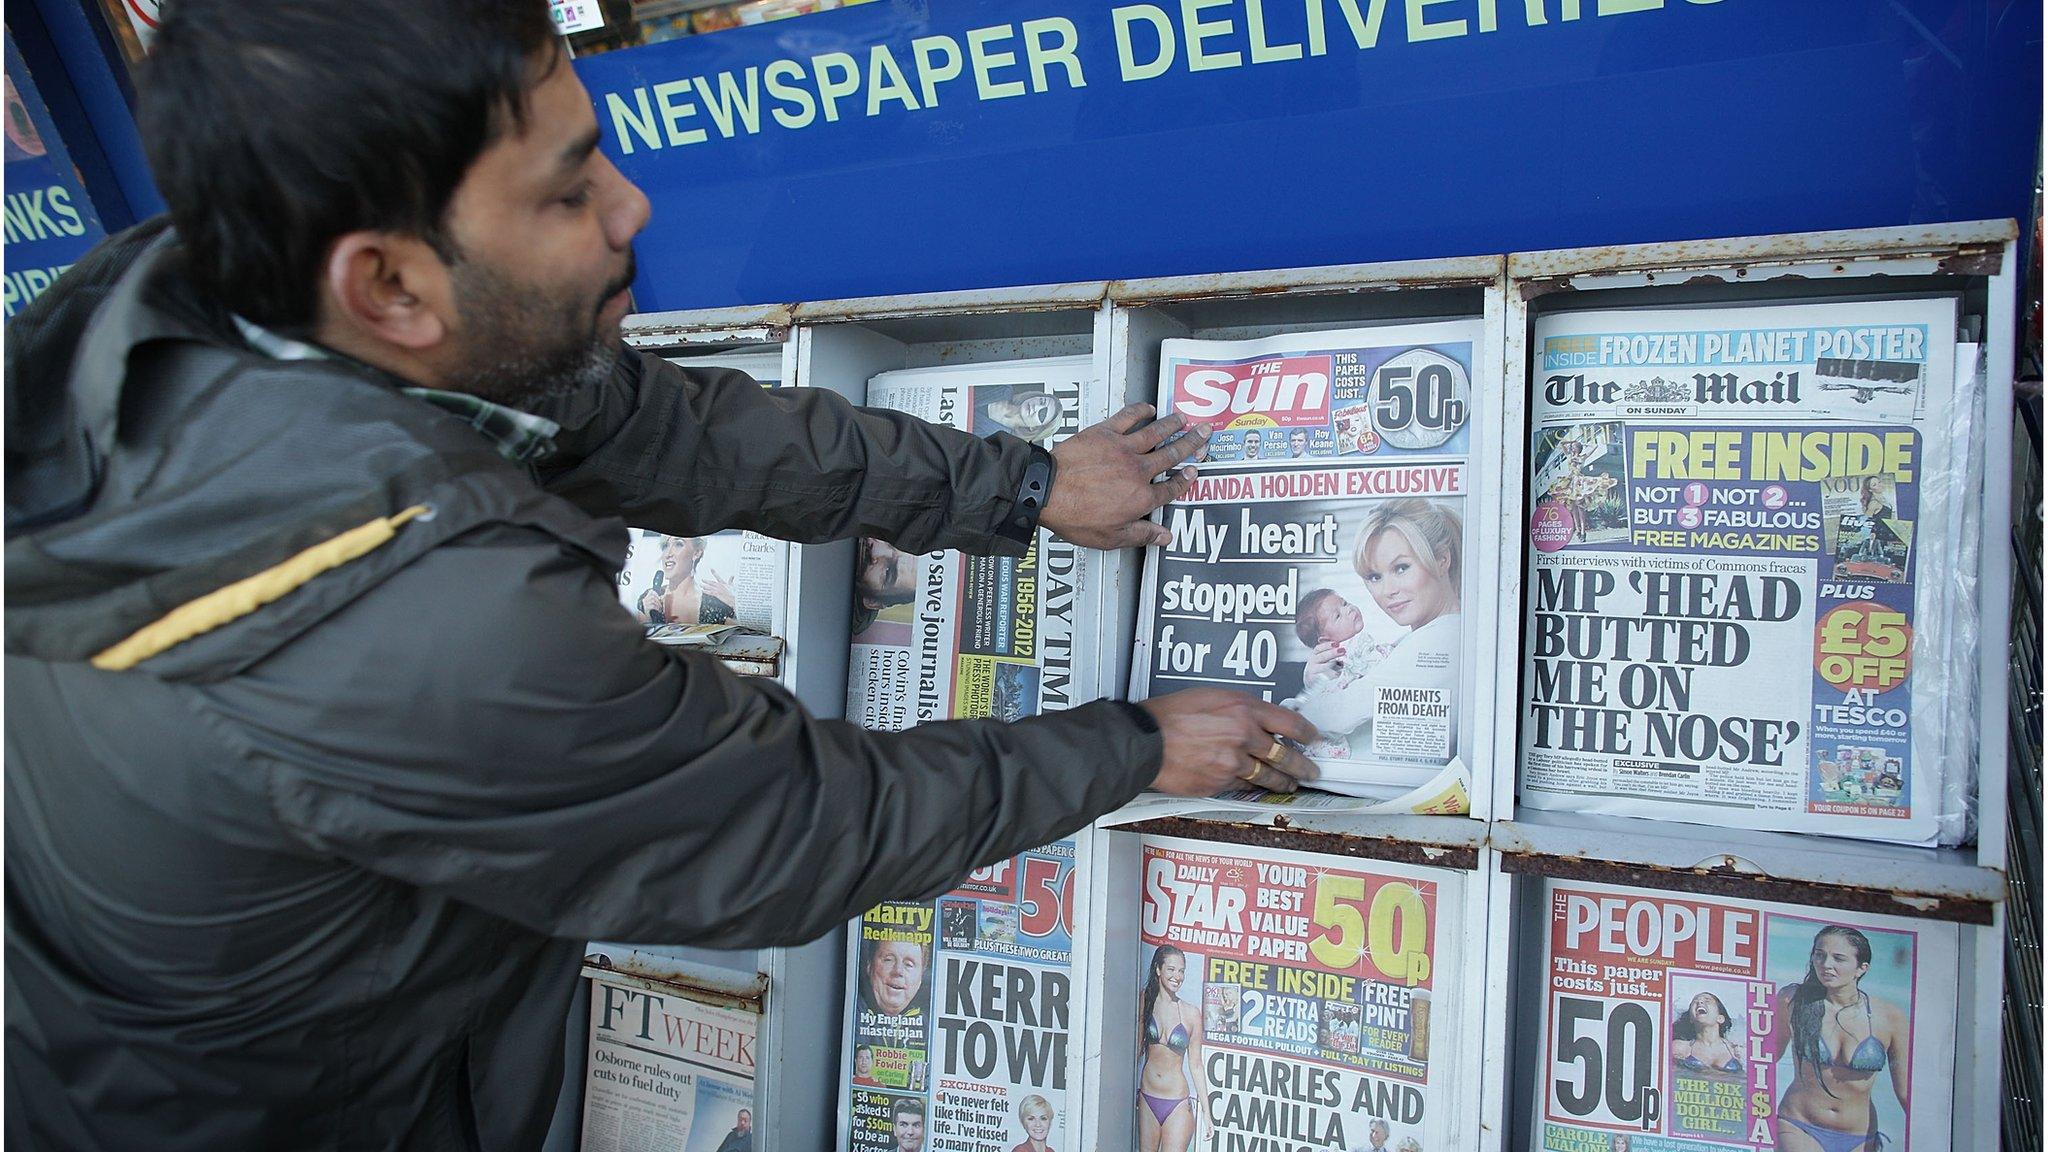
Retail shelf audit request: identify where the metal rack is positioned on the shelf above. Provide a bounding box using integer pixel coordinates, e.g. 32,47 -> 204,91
549,221 -> 2023,1152
2003,391 -> 2043,1152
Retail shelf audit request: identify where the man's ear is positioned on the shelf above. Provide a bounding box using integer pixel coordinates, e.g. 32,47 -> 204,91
319,231 -> 451,351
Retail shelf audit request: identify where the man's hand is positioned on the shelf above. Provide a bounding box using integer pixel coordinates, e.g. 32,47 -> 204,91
1041,405 -> 1209,549
1139,690 -> 1321,796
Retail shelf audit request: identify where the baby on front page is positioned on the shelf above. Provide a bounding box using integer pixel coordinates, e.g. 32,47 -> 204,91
1291,588 -> 1391,750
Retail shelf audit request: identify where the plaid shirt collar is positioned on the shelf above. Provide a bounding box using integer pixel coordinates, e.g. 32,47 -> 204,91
232,316 -> 560,464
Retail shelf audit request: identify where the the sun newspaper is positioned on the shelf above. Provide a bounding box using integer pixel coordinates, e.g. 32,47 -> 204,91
1519,299 -> 1969,845
1532,879 -> 1957,1152
841,356 -> 1106,1152
1131,322 -> 1492,812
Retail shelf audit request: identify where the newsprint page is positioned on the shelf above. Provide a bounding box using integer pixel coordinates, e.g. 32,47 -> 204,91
1519,299 -> 1961,844
1131,322 -> 1489,812
841,356 -> 1103,1152
1135,835 -> 1468,1152
1531,879 -> 1958,1152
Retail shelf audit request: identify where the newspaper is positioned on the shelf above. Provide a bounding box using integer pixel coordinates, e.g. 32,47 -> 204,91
581,969 -> 760,1152
1134,834 -> 1467,1151
847,356 -> 1097,730
1531,879 -> 1958,1151
842,355 -> 1108,1152
617,363 -> 792,665
1132,322 -> 1489,807
1519,299 -> 1961,844
846,842 -> 1084,1152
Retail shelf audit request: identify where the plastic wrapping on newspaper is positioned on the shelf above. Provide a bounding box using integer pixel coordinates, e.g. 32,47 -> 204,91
1518,299 -> 1976,845
1530,878 -> 1959,1152
1134,834 -> 1467,1152
1936,343 -> 1986,846
1131,322 -> 1494,808
841,356 -> 1103,1152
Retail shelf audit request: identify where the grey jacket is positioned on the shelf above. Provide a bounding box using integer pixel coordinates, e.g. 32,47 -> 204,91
3,223 -> 1160,1150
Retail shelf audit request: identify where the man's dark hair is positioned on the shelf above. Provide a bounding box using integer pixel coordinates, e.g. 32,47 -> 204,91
139,0 -> 560,328
891,1097 -> 923,1121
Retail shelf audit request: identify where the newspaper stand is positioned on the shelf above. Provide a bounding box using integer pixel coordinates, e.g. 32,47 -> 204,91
575,308 -> 851,1151
1485,221 -> 2022,1151
1078,257 -> 1513,1152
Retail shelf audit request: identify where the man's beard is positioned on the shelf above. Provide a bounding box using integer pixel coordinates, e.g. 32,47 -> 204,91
440,253 -> 636,409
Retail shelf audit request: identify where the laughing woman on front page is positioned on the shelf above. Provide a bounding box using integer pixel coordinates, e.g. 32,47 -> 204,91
1288,499 -> 1463,757
1137,945 -> 1207,1152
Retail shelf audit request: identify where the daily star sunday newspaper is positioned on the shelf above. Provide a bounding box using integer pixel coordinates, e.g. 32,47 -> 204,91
1133,322 -> 1489,806
1532,879 -> 1958,1152
843,356 -> 1103,1152
1136,835 -> 1467,1152
1519,299 -> 1960,844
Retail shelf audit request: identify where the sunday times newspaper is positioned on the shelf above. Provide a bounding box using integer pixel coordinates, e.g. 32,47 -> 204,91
1519,299 -> 1962,845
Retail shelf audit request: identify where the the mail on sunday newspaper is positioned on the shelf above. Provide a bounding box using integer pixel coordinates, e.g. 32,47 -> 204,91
1519,299 -> 1961,844
1136,835 -> 1468,1152
842,356 -> 1104,1152
1532,879 -> 1958,1152
1132,322 -> 1488,809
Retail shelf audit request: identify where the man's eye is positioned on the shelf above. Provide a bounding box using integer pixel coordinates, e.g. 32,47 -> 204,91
560,185 -> 592,208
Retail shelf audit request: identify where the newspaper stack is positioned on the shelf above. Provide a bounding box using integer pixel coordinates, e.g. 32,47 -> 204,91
1531,878 -> 1957,1151
842,355 -> 1110,1152
1130,322 -> 1491,812
1134,834 -> 1473,1151
1519,299 -> 1971,845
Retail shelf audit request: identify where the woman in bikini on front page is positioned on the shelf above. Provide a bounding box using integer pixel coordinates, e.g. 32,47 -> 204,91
1771,926 -> 1912,1152
1137,945 -> 1207,1152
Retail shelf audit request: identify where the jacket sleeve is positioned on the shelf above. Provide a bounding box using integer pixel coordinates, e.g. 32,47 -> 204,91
532,350 -> 1044,557
230,525 -> 1158,946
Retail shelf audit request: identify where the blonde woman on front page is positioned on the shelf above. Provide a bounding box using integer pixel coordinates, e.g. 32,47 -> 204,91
1289,499 -> 1462,753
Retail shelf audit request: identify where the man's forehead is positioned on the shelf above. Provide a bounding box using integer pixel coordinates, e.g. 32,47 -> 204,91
482,53 -> 596,172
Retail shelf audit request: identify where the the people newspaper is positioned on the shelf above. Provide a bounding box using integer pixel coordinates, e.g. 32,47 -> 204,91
1131,323 -> 1491,812
842,356 -> 1104,1152
581,968 -> 760,1152
1532,879 -> 1958,1152
1519,299 -> 1968,844
1136,835 -> 1467,1152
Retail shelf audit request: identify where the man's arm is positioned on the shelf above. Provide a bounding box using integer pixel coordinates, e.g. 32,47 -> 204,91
224,526 -> 1199,946
533,351 -> 1205,555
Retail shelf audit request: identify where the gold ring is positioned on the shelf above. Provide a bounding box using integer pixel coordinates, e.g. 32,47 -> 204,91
1259,736 -> 1288,765
1238,763 -> 1265,785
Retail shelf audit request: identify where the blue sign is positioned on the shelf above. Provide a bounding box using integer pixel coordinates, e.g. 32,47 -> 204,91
576,1 -> 2041,312
4,29 -> 106,318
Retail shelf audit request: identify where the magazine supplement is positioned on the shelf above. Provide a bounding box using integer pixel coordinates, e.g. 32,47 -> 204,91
1530,879 -> 1959,1151
1134,835 -> 1470,1151
1132,322 -> 1494,808
846,844 -> 1086,1152
581,969 -> 760,1152
842,355 -> 1116,1152
1519,299 -> 1975,844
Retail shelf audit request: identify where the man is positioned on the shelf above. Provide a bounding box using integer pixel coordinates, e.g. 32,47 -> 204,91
712,1109 -> 753,1152
6,2 -> 1326,1149
863,937 -> 928,1017
892,1099 -> 927,1152
1244,428 -> 1264,458
1289,428 -> 1310,457
854,536 -> 918,633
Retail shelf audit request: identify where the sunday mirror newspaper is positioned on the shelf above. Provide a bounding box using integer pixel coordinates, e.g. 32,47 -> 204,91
1133,322 -> 1490,809
1532,879 -> 1958,1152
1519,299 -> 1960,844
